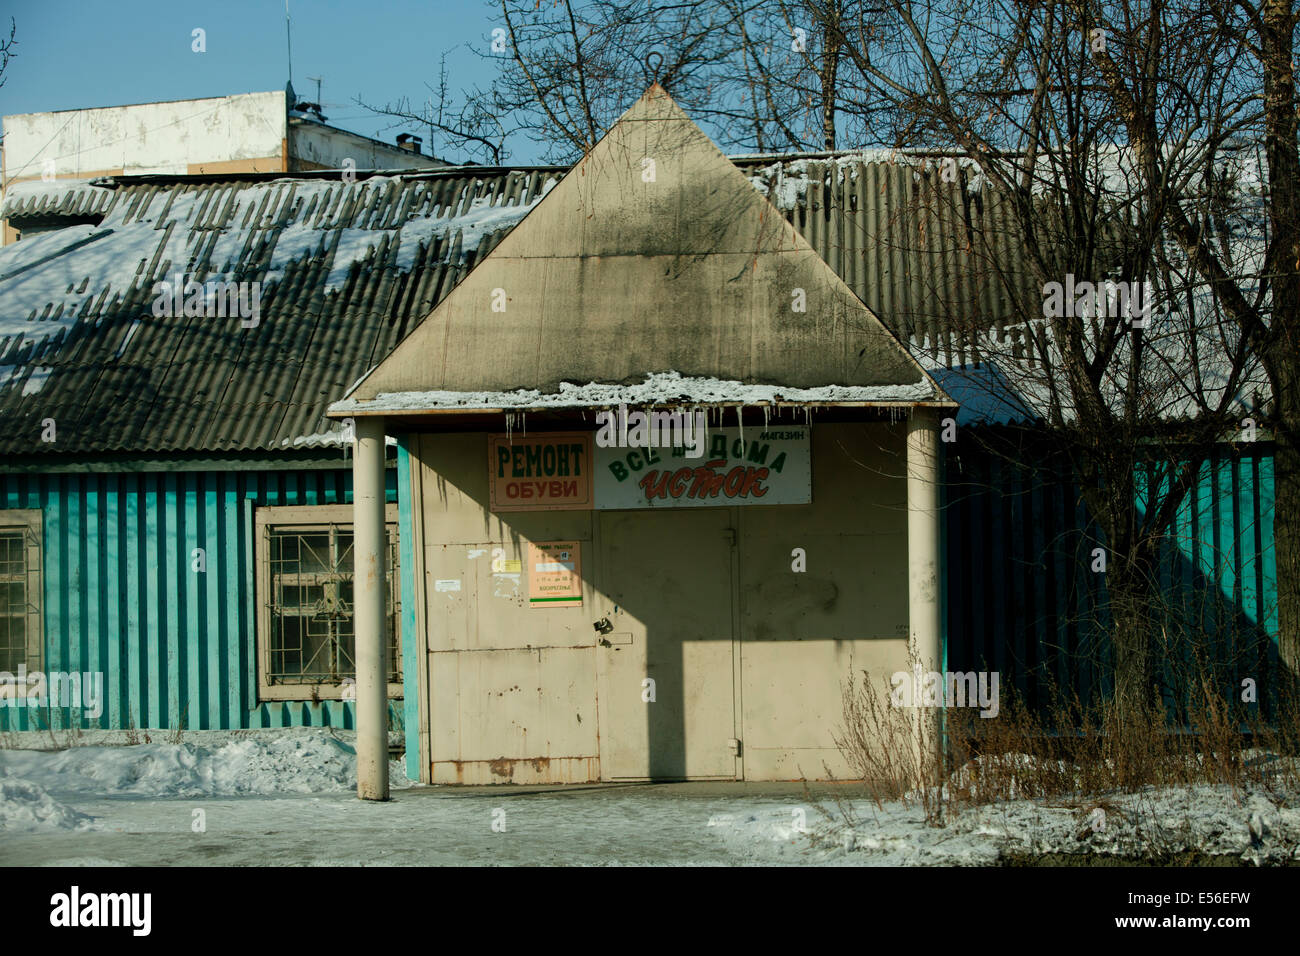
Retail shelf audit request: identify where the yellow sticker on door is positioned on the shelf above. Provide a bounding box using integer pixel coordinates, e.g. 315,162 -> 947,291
528,541 -> 582,608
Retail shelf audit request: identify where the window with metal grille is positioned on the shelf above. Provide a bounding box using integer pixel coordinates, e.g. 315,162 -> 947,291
256,505 -> 400,700
0,510 -> 42,675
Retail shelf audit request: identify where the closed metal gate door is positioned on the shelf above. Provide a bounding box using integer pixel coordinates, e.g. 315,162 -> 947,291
595,509 -> 738,780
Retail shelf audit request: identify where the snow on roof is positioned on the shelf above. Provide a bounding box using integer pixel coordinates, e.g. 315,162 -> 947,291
328,370 -> 940,415
743,139 -> 1269,214
915,294 -> 1271,426
0,143 -> 1273,454
0,168 -> 564,455
0,178 -> 113,219
281,429 -> 397,448
0,173 -> 560,356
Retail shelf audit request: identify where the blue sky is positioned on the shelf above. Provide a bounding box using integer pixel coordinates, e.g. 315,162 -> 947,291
0,0 -> 539,162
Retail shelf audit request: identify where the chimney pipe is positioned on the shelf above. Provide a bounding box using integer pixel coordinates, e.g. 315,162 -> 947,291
396,134 -> 422,155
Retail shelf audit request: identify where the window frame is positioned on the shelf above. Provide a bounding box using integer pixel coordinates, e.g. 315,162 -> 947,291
0,508 -> 43,680
255,504 -> 401,702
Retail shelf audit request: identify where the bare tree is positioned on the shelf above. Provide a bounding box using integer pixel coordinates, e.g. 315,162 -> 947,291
373,0 -> 1289,722
0,18 -> 15,92
357,51 -> 513,164
1052,0 -> 1300,710
364,2 -> 890,161
470,0 -> 876,159
779,0 -> 1268,726
1194,0 -> 1300,710
485,0 -> 750,161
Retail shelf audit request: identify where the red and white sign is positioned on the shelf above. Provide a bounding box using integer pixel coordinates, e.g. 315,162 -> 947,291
488,433 -> 593,512
593,426 -> 811,509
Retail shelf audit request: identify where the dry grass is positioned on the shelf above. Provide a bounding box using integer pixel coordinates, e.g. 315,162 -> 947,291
0,706 -> 88,751
166,704 -> 189,746
831,646 -> 1300,830
832,652 -> 949,825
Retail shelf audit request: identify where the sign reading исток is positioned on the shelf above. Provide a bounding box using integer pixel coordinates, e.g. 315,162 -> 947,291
594,426 -> 811,509
487,427 -> 811,511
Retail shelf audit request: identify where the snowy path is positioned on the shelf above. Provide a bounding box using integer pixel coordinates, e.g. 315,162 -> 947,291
2,787 -> 825,867
3,731 -> 1297,866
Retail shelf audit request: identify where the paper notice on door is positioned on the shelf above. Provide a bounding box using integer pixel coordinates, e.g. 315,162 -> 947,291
527,541 -> 582,608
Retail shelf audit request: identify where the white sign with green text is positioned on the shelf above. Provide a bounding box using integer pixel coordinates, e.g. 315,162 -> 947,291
594,426 -> 811,509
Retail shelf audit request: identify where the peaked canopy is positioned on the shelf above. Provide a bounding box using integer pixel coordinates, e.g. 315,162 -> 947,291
333,86 -> 944,414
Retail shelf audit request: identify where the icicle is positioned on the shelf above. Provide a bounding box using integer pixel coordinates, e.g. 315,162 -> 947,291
736,404 -> 746,457
521,411 -> 526,437
763,402 -> 770,434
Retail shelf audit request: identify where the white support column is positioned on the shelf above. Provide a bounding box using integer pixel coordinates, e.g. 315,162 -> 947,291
353,416 -> 390,801
907,407 -> 943,774
907,407 -> 942,677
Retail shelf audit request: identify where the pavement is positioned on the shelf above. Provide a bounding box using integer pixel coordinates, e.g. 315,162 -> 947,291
2,780 -> 846,866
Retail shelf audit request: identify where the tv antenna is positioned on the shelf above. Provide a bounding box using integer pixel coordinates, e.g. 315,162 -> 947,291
285,0 -> 294,84
307,75 -> 323,105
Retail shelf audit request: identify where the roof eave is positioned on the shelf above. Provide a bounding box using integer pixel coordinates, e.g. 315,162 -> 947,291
327,397 -> 957,419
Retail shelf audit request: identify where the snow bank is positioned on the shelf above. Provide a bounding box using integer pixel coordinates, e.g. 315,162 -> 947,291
703,758 -> 1300,865
798,782 -> 1300,865
0,731 -> 411,798
706,805 -> 832,862
0,775 -> 95,831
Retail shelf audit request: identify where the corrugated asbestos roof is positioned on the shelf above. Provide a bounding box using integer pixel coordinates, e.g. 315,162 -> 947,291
1,179 -> 118,220
735,154 -> 1033,368
0,150 -> 1256,456
0,168 -> 564,455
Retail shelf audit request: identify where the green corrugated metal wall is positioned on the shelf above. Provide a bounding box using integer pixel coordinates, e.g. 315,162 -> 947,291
0,465 -> 400,732
945,438 -> 1279,712
3,439 -> 1279,735
396,438 -> 422,780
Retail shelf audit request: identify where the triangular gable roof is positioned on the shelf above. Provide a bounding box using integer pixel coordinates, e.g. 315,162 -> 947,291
335,86 -> 945,412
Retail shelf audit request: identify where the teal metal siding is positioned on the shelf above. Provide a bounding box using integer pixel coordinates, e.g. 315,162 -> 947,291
396,437 -> 422,780
945,438 -> 1279,712
0,467 -> 400,732
6,442 -> 1277,736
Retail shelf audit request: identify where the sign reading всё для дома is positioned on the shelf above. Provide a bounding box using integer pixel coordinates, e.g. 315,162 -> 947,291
594,426 -> 811,509
489,432 -> 593,512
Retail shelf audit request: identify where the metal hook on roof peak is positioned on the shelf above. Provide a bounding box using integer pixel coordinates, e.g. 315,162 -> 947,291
645,51 -> 664,84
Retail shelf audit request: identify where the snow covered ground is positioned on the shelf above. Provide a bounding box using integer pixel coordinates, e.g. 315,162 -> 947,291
1,730 -> 1296,866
